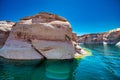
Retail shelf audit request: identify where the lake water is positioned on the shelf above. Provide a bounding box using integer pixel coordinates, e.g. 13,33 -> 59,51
0,44 -> 120,80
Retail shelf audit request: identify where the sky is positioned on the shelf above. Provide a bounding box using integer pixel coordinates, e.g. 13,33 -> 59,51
0,0 -> 120,35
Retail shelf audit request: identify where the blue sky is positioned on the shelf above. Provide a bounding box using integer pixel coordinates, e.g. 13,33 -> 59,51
0,0 -> 120,35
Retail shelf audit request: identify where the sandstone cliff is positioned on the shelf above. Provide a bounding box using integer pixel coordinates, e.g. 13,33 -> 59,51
0,12 -> 75,59
78,28 -> 120,44
103,28 -> 120,44
0,21 -> 15,47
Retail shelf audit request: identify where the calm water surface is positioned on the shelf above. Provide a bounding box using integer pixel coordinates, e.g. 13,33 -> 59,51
0,44 -> 120,80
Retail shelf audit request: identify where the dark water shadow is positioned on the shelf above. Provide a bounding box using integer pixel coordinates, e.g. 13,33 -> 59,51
0,58 -> 78,80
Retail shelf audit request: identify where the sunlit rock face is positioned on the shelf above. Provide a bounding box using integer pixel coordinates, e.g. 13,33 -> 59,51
103,28 -> 120,44
0,12 -> 75,59
78,28 -> 120,44
0,21 -> 15,47
32,40 -> 74,59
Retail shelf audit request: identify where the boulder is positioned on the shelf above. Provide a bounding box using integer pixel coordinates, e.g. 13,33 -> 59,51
0,12 -> 75,60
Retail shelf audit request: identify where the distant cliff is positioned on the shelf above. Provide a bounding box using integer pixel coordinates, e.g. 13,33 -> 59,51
78,28 -> 120,44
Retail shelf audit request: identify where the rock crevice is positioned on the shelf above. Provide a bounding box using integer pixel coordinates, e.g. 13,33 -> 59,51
31,44 -> 47,59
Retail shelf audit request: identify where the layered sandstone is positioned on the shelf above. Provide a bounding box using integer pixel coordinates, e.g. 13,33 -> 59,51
0,12 -> 75,59
78,28 -> 120,44
0,21 -> 15,47
103,28 -> 120,44
78,33 -> 104,44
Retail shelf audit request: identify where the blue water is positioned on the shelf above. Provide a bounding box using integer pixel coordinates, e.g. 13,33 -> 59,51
0,44 -> 120,80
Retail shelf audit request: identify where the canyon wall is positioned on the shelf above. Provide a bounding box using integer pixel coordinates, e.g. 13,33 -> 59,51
78,28 -> 120,44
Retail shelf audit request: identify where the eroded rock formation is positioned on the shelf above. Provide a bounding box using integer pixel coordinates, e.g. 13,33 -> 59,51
78,28 -> 120,44
103,28 -> 120,44
0,12 -> 75,59
0,21 -> 15,47
78,33 -> 104,44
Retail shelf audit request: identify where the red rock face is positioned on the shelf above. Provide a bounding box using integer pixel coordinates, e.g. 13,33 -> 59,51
8,12 -> 73,42
11,22 -> 72,42
20,12 -> 67,23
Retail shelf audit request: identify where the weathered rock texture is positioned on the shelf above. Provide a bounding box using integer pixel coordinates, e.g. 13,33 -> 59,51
78,28 -> 120,44
103,28 -> 120,44
72,32 -> 77,42
0,21 -> 15,47
0,12 -> 75,59
78,33 -> 104,44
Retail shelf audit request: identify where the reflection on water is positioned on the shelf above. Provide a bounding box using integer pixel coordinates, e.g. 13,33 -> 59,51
103,44 -> 109,55
0,44 -> 120,80
77,44 -> 120,80
45,60 -> 74,80
0,59 -> 77,80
